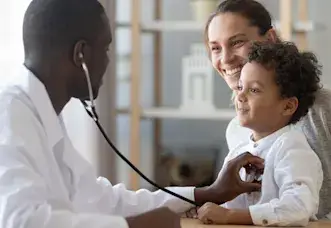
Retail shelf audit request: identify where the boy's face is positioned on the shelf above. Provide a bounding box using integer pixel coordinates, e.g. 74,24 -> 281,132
235,62 -> 294,135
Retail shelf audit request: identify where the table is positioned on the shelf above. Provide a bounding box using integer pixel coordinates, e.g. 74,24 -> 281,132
181,218 -> 331,228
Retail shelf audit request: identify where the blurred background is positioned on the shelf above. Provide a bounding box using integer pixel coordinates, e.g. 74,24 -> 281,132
1,0 -> 330,191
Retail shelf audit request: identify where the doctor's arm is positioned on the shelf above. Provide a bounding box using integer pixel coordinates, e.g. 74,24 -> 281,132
97,152 -> 264,217
0,145 -> 132,228
0,102 -> 180,228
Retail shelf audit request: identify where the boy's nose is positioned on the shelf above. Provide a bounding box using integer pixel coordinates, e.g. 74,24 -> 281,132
237,90 -> 247,102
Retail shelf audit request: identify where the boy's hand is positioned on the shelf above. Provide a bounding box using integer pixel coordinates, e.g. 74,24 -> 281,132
197,202 -> 230,225
181,207 -> 199,219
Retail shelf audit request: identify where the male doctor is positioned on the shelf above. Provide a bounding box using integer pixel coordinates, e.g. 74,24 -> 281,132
0,0 -> 264,227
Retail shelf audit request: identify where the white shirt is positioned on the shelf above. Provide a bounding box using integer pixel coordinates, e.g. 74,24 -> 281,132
226,88 -> 331,219
221,125 -> 323,227
0,66 -> 195,228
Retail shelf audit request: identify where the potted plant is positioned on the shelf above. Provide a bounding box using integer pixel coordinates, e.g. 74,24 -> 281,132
190,0 -> 218,22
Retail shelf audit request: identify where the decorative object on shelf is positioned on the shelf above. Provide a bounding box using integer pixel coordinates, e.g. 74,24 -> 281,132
180,43 -> 216,113
190,0 -> 218,22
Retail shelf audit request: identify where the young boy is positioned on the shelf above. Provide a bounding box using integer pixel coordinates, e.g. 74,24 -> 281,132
196,41 -> 323,227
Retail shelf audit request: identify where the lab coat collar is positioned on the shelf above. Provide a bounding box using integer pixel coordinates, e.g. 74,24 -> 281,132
17,65 -> 63,147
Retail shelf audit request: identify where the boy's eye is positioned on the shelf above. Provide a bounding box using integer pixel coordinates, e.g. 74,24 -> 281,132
249,88 -> 259,93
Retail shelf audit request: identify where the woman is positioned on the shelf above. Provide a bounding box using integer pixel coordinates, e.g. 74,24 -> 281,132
203,0 -> 331,220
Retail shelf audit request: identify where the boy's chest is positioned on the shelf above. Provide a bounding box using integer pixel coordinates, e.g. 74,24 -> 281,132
235,145 -> 278,205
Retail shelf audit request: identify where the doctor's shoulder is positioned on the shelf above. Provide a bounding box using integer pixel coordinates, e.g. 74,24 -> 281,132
0,85 -> 25,110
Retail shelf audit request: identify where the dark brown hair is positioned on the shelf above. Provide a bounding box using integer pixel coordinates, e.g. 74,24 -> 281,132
247,41 -> 322,125
204,0 -> 275,53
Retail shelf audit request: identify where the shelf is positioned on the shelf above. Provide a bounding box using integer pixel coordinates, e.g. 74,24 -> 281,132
116,107 -> 236,120
117,20 -> 319,33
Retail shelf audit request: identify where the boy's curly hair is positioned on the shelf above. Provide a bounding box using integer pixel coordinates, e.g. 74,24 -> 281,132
248,41 -> 322,125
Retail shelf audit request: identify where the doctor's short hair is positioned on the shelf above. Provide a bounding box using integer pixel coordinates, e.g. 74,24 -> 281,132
247,41 -> 322,125
23,0 -> 106,56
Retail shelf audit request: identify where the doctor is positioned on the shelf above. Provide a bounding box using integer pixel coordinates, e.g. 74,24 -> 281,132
0,0 -> 264,228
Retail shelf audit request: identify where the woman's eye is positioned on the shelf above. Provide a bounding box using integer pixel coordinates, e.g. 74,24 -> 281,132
211,46 -> 220,52
232,40 -> 244,46
237,85 -> 243,91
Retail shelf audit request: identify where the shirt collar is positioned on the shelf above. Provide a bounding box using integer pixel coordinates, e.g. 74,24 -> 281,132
15,65 -> 63,147
248,125 -> 291,151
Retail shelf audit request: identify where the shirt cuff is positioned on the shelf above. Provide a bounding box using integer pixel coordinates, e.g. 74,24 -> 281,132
165,186 -> 195,213
249,203 -> 278,226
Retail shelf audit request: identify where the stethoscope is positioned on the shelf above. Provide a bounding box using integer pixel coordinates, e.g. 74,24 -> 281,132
79,54 -> 200,207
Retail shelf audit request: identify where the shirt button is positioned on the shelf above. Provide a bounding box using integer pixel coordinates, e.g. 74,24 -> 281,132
253,143 -> 258,148
296,181 -> 302,186
262,219 -> 268,225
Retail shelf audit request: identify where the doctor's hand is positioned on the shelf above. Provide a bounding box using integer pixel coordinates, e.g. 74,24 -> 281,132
194,152 -> 264,205
126,207 -> 181,228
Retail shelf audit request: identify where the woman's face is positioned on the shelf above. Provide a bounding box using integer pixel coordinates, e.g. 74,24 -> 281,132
207,12 -> 275,90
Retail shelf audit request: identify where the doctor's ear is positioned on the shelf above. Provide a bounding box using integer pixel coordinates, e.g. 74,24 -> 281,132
73,40 -> 89,67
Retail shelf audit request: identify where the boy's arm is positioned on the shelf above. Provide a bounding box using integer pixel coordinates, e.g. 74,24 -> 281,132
227,209 -> 253,225
248,133 -> 322,227
197,203 -> 253,225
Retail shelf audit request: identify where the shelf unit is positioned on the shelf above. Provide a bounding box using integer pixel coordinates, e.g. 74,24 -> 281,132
120,0 -> 312,190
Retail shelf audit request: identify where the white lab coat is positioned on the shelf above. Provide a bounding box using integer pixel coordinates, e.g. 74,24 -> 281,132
0,66 -> 195,228
222,125 -> 323,227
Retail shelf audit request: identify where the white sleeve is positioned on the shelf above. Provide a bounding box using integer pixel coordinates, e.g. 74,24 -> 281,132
225,117 -> 251,151
0,98 -> 129,228
0,145 -> 129,228
96,178 -> 195,217
249,133 -> 323,227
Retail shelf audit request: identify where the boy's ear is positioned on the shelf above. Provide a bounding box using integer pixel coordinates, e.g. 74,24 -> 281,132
282,97 -> 298,116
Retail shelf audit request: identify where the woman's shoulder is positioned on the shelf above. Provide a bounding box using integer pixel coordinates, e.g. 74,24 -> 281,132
312,87 -> 331,109
226,116 -> 251,151
295,87 -> 331,144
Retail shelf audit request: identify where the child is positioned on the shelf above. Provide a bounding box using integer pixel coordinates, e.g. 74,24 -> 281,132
197,41 -> 323,227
